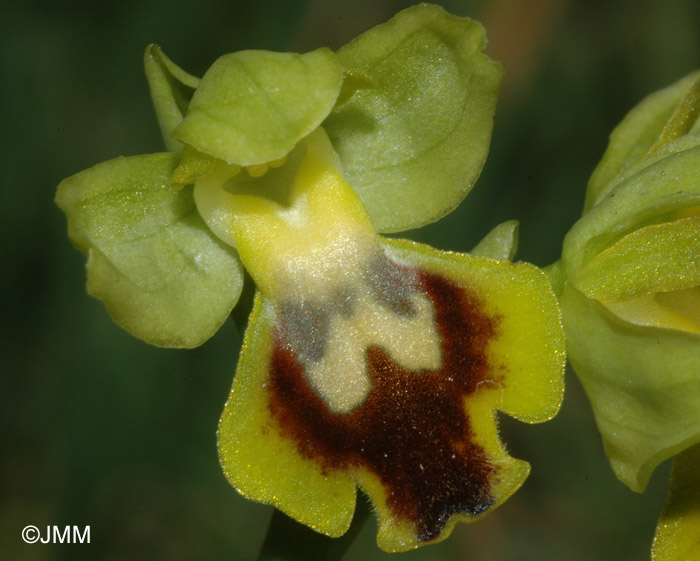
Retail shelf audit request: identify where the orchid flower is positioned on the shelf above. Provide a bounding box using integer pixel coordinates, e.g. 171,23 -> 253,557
56,4 -> 565,552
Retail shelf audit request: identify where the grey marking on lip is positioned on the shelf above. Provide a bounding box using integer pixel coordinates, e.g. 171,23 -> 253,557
330,285 -> 356,318
364,252 -> 419,317
277,251 -> 422,365
278,300 -> 330,364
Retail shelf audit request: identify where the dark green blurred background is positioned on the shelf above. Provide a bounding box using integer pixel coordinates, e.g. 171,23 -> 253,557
2,0 -> 699,559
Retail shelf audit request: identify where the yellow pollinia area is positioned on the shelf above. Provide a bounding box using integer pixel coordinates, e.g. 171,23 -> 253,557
196,128 -> 564,551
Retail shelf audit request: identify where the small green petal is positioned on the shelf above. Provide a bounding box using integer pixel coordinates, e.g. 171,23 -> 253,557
334,67 -> 378,109
324,3 -> 503,233
559,283 -> 700,492
585,70 -> 700,211
144,44 -> 200,153
169,144 -> 223,188
652,443 -> 700,561
470,220 -> 519,261
56,153 -> 244,348
171,48 -> 344,166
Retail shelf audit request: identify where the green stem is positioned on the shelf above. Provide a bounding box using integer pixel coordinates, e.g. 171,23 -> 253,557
257,498 -> 370,561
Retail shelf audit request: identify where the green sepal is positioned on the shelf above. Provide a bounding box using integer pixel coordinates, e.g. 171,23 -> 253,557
652,443 -> 700,561
470,220 -> 519,261
575,216 -> 700,302
585,70 -> 700,212
562,140 -> 700,285
559,283 -> 700,492
324,3 -> 503,233
172,48 -> 344,166
144,44 -> 200,153
56,153 -> 244,348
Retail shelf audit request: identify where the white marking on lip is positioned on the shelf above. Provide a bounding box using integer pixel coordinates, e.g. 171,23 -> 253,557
305,289 -> 442,414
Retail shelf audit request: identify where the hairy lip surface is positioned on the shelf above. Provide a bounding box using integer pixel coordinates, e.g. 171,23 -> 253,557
268,266 -> 501,541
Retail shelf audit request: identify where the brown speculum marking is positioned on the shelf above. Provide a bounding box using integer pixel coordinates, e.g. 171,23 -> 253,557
268,264 -> 501,542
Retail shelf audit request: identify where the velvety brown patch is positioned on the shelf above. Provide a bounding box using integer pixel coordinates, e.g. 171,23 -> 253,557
268,268 -> 501,541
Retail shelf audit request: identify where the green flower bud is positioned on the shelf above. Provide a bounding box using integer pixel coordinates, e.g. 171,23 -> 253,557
553,71 -> 700,492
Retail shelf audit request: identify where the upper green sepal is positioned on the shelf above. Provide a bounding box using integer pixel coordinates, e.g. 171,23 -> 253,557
55,153 -> 244,348
171,48 -> 344,166
323,3 -> 503,233
144,44 -> 200,153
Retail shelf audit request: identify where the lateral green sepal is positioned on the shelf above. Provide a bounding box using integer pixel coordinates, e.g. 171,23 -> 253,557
559,283 -> 700,492
324,3 -> 503,233
56,153 -> 244,348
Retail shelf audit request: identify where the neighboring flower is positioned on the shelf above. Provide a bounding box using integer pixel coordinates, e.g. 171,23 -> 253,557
56,4 -> 565,552
549,72 -> 700,560
653,443 -> 700,561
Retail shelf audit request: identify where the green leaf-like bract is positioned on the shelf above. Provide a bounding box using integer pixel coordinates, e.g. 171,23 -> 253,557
324,3 -> 503,233
56,153 -> 244,348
